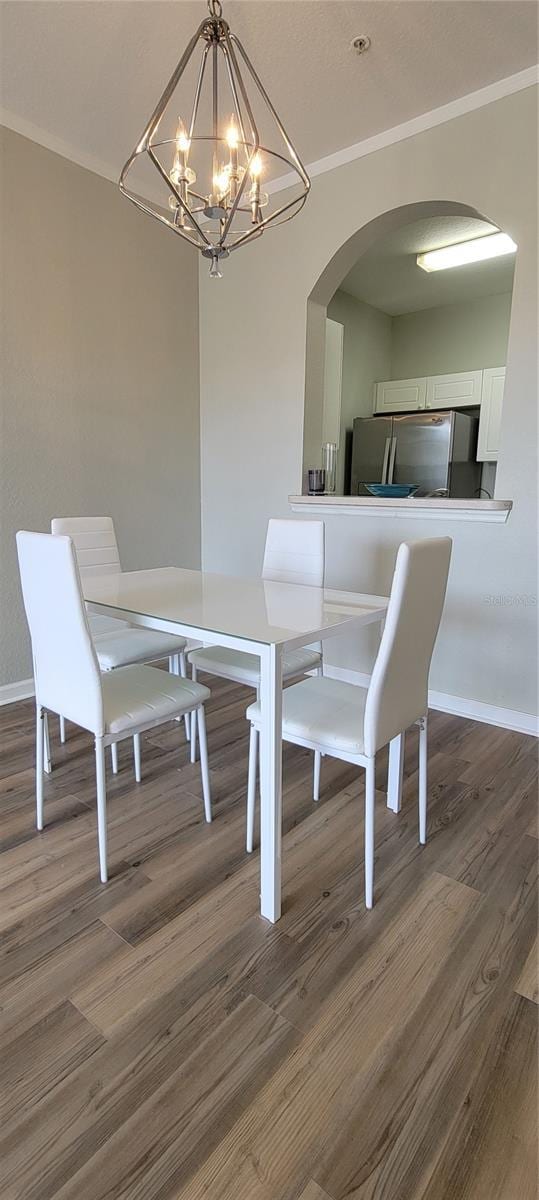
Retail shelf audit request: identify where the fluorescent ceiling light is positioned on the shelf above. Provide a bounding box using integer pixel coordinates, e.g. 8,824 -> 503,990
417,232 -> 517,273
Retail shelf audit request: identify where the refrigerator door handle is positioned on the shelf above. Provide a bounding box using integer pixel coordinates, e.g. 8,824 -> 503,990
388,436 -> 397,483
381,437 -> 391,484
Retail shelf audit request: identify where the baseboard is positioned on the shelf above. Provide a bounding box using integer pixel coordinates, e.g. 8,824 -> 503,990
427,689 -> 538,737
0,677 -> 35,706
322,665 -> 538,737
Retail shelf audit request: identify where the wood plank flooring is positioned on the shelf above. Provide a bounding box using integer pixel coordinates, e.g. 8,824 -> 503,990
0,677 -> 537,1199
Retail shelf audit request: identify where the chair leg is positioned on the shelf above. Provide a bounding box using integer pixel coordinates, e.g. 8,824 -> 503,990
190,665 -> 198,763
313,750 -> 321,802
419,715 -> 428,844
95,737 -> 108,883
59,714 -> 66,744
133,733 -> 142,783
179,651 -> 190,741
365,757 -> 376,909
313,666 -> 323,803
196,707 -> 212,822
43,712 -> 52,774
387,733 -> 404,812
246,724 -> 258,852
36,705 -> 44,830
170,653 -> 189,740
111,742 -> 118,774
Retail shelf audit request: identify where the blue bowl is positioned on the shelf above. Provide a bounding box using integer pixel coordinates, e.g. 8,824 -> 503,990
364,483 -> 419,498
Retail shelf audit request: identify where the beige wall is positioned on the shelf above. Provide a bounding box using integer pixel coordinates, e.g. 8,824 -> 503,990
199,87 -> 538,718
327,291 -> 392,492
391,291 -> 513,378
0,127 -> 201,687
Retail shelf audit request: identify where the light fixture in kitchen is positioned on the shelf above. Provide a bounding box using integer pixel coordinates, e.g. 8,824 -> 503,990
119,0 -> 310,277
417,231 -> 517,272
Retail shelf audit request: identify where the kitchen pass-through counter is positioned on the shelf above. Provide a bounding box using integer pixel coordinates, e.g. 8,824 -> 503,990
289,495 -> 512,523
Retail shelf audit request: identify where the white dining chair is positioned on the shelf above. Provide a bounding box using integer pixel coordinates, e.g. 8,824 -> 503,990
16,531 -> 212,883
51,516 -> 191,759
245,537 -> 452,907
188,518 -> 325,764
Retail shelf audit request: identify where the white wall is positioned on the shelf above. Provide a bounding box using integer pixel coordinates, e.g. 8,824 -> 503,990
327,291 -> 392,492
1,127 -> 201,687
390,291 -> 513,378
199,87 -> 538,719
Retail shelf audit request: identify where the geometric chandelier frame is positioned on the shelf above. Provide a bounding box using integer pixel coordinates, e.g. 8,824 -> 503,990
119,0 -> 310,276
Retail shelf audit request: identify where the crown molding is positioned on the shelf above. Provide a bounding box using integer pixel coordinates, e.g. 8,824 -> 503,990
269,63 -> 539,195
2,64 -> 538,198
0,106 -> 119,186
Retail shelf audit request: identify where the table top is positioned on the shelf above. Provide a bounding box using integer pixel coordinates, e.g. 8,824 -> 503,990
83,567 -> 388,647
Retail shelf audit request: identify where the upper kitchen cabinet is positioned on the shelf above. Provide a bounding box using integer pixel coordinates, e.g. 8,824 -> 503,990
374,369 -> 483,414
374,377 -> 427,413
425,369 -> 483,409
373,366 -> 505,463
477,367 -> 505,461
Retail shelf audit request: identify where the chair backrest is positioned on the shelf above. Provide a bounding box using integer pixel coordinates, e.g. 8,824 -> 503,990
262,519 -> 325,587
16,531 -> 104,735
364,538 -> 452,756
51,516 -> 121,576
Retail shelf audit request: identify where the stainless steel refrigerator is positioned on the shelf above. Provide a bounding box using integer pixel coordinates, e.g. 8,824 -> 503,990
350,410 -> 481,497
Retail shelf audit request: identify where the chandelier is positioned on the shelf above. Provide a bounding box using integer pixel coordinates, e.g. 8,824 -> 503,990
119,0 -> 310,276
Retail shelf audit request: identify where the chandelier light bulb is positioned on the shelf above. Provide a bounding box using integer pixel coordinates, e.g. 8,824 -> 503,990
226,116 -> 239,150
249,152 -> 263,178
119,0 -> 310,275
213,165 -> 231,197
176,119 -> 191,156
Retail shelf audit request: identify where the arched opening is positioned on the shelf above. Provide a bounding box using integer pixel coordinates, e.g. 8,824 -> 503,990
303,200 -> 515,499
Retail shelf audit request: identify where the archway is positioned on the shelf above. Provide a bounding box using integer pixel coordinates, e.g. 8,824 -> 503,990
303,199 -> 509,493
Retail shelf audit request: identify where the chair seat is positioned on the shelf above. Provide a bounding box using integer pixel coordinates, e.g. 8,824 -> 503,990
94,627 -> 187,670
103,665 -> 210,736
188,644 -> 322,686
246,675 -> 368,756
89,612 -> 130,637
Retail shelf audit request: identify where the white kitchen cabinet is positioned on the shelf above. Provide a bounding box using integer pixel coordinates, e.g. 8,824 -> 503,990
374,377 -> 427,413
477,367 -> 505,461
373,369 -> 505,462
425,370 -> 483,409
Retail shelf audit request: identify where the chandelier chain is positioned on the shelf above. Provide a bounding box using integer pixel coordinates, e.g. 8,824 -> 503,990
207,0 -> 223,19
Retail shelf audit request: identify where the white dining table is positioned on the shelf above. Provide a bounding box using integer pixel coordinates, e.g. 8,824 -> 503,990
83,566 -> 389,922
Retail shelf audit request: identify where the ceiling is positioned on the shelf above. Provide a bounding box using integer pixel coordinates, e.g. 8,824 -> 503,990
338,215 -> 516,314
0,1 -> 537,181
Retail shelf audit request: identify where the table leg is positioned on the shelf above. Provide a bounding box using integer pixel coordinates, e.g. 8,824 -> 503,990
387,732 -> 404,812
259,643 -> 283,922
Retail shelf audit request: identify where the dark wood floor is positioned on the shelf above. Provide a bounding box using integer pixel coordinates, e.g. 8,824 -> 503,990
0,676 -> 537,1200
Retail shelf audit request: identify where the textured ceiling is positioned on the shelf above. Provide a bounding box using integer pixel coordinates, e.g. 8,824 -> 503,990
338,215 -> 516,314
0,1 -> 537,178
